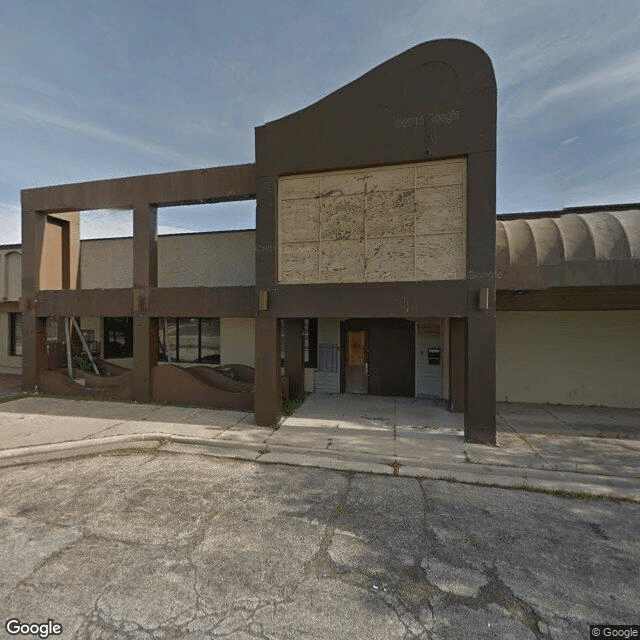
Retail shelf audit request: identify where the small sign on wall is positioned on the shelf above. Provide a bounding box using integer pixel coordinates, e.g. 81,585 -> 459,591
417,321 -> 440,335
427,347 -> 441,365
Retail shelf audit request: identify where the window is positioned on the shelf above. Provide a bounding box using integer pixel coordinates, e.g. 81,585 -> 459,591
158,318 -> 220,364
280,319 -> 318,368
9,313 -> 22,356
46,317 -> 58,347
305,318 -> 318,368
103,317 -> 133,359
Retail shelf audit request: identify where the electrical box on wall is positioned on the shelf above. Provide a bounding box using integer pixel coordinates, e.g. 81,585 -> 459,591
427,347 -> 441,365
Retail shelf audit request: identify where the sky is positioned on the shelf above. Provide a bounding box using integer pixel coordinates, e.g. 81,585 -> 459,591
1,0 -> 639,244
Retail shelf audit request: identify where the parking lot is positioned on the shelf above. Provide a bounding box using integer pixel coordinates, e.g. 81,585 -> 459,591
1,452 -> 639,639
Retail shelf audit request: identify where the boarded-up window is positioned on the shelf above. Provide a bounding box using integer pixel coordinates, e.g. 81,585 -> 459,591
278,158 -> 466,284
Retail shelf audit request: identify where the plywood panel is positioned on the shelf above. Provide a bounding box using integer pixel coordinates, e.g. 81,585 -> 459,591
416,184 -> 464,235
365,237 -> 415,281
366,190 -> 415,237
416,159 -> 464,188
279,176 -> 321,200
278,158 -> 466,284
415,233 -> 465,280
321,172 -> 365,196
366,166 -> 414,192
280,242 -> 319,282
279,198 -> 320,243
320,239 -> 365,282
320,194 -> 365,240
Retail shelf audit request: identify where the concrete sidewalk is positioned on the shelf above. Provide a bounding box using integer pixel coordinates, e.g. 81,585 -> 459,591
0,393 -> 638,500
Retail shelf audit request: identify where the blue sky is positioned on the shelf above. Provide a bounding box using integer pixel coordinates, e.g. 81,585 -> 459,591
1,0 -> 639,243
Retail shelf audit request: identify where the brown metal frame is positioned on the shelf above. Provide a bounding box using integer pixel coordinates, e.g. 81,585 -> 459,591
254,39 -> 497,442
21,39 -> 499,443
21,164 -> 256,400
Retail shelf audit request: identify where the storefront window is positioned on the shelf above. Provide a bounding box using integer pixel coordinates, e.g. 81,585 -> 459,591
103,317 -> 133,359
9,313 -> 21,356
157,318 -> 220,364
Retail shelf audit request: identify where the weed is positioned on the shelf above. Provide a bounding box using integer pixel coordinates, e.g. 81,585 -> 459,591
331,504 -> 351,517
282,398 -> 303,416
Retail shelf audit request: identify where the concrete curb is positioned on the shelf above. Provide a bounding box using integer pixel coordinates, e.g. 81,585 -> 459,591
0,433 -> 168,467
0,433 -> 637,501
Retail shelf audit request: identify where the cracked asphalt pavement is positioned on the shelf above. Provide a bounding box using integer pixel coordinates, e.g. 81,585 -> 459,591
1,452 -> 638,639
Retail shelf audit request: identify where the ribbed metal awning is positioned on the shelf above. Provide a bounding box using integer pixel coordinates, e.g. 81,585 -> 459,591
496,208 -> 640,289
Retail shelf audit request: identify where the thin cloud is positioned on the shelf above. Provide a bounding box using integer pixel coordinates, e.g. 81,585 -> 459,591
560,136 -> 580,146
80,210 -> 133,239
0,203 -> 21,244
508,50 -> 640,122
0,97 -> 207,168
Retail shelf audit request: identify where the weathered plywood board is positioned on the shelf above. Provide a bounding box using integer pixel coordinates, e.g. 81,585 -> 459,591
321,172 -> 365,196
366,165 -> 414,192
279,198 -> 320,243
416,184 -> 464,235
279,176 -> 321,200
415,159 -> 464,188
415,233 -> 465,280
320,239 -> 365,282
280,242 -> 320,282
365,237 -> 415,281
320,194 -> 365,240
278,158 -> 466,284
366,190 -> 415,238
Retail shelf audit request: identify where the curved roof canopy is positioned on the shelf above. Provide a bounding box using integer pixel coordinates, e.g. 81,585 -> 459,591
497,207 -> 640,289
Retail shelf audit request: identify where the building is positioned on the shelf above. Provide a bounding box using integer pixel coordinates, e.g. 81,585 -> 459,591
2,201 -> 639,403
3,39 -> 640,444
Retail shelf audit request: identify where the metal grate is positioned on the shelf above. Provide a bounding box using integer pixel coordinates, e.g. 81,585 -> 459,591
318,343 -> 339,372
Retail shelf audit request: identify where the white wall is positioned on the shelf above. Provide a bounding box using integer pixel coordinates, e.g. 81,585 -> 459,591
496,310 -> 640,408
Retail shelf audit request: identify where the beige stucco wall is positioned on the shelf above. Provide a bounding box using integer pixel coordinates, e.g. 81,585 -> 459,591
80,231 -> 255,289
80,238 -> 133,289
220,318 -> 255,367
159,232 -> 255,287
1,249 -> 21,301
496,310 -> 640,408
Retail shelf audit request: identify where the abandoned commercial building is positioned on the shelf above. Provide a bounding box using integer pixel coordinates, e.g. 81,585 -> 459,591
1,39 -> 639,444
2,202 -> 640,408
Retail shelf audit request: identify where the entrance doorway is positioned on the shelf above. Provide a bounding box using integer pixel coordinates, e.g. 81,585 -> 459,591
345,327 -> 368,393
340,319 -> 415,397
